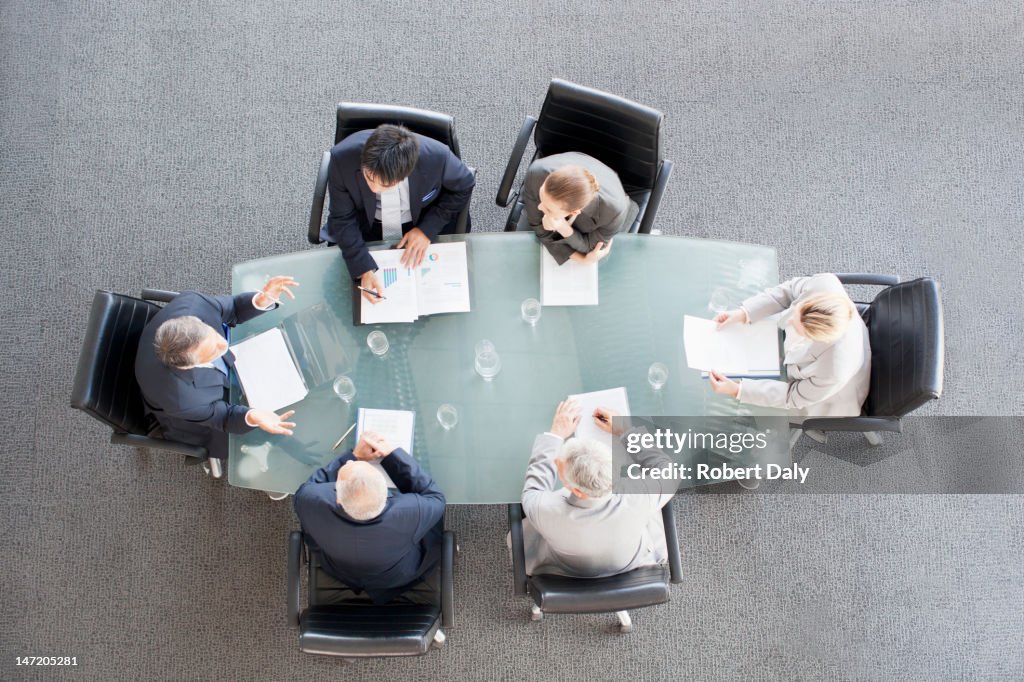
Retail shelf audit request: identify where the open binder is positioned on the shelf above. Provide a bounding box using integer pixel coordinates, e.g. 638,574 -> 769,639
230,303 -> 353,412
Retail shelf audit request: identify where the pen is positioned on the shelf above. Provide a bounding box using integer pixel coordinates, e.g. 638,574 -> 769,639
332,423 -> 357,450
594,411 -> 609,424
357,286 -> 386,300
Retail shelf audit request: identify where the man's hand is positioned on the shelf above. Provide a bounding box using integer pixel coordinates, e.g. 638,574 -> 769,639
354,431 -> 397,460
255,275 -> 299,308
593,407 -> 629,437
397,227 -> 430,267
360,270 -> 385,305
708,370 -> 740,398
549,399 -> 581,439
247,409 -> 296,435
714,309 -> 748,329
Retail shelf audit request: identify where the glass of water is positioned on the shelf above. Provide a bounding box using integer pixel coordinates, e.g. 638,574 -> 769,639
521,298 -> 542,326
648,362 -> 668,390
367,330 -> 389,356
436,404 -> 458,430
475,350 -> 502,380
332,375 -> 356,403
708,288 -> 732,314
475,339 -> 495,357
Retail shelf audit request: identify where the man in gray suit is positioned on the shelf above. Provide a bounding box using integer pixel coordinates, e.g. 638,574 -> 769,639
520,400 -> 676,578
521,152 -> 639,266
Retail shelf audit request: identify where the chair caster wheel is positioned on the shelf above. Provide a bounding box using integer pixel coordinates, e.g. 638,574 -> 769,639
619,623 -> 633,634
863,431 -> 883,447
530,605 -> 544,621
431,629 -> 446,648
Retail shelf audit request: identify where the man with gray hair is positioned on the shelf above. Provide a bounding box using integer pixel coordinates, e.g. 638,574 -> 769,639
293,432 -> 446,604
521,399 -> 676,577
134,277 -> 299,461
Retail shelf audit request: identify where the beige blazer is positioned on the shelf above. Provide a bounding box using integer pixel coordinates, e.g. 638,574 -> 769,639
520,433 -> 673,578
738,273 -> 871,417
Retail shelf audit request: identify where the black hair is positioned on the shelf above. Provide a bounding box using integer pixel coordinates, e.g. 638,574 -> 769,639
360,124 -> 420,185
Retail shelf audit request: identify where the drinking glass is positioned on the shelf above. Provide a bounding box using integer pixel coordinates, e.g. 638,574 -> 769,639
367,330 -> 389,356
648,362 -> 668,390
708,288 -> 732,314
437,404 -> 459,430
332,375 -> 356,403
475,350 -> 502,380
521,298 -> 542,326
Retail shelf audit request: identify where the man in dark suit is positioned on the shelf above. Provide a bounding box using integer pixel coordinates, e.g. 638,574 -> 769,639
134,276 -> 300,460
293,431 -> 446,605
323,123 -> 475,305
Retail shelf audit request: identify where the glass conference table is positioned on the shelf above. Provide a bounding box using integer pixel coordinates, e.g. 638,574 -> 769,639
228,233 -> 789,503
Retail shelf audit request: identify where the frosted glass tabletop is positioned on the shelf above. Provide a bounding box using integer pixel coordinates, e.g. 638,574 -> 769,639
228,233 -> 788,503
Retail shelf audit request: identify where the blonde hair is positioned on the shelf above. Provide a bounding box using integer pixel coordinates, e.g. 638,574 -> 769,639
795,292 -> 855,343
542,165 -> 600,211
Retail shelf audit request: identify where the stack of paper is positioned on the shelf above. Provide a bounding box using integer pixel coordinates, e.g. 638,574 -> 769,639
683,315 -> 781,378
540,247 -> 599,306
360,242 -> 471,324
230,327 -> 309,411
568,387 -> 630,442
355,408 -> 417,488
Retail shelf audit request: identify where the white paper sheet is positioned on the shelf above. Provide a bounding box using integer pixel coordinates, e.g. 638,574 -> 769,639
356,408 -> 416,488
415,242 -> 471,316
360,249 -> 420,324
568,387 -> 630,443
230,327 -> 308,412
540,247 -> 599,306
683,315 -> 781,377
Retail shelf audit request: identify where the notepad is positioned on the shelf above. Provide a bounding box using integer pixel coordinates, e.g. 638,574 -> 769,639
568,387 -> 630,443
230,327 -> 308,412
359,242 -> 471,324
683,315 -> 781,378
540,247 -> 599,306
356,408 -> 416,488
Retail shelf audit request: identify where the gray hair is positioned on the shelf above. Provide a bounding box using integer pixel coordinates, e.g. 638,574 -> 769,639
154,316 -> 210,369
336,463 -> 388,521
558,438 -> 613,499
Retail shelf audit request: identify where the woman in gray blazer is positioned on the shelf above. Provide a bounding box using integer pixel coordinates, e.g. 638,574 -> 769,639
708,273 -> 871,418
521,152 -> 639,266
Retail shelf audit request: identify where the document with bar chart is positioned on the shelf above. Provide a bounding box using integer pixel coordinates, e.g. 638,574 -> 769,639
359,242 -> 471,324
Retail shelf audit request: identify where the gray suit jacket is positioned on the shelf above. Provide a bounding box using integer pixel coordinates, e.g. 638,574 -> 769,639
522,152 -> 639,265
738,273 -> 871,417
520,433 -> 674,577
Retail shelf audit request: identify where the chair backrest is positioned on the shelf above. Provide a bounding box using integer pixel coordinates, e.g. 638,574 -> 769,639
70,291 -> 160,436
334,103 -> 461,157
863,277 -> 944,417
298,545 -> 441,657
528,565 -> 671,614
533,79 -> 664,193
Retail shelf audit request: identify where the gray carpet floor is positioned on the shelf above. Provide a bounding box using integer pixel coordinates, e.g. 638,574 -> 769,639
2,1 -> 1023,679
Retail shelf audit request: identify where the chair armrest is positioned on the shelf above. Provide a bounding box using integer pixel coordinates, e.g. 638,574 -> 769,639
660,499 -> 683,584
441,530 -> 456,628
140,289 -> 181,303
495,116 -> 537,208
287,531 -> 303,628
507,503 -> 528,596
454,167 -> 476,234
308,151 -> 332,244
638,159 -> 673,234
799,416 -> 903,433
835,273 -> 900,287
110,432 -> 207,458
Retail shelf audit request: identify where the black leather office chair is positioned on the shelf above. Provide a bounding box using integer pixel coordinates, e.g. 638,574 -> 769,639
495,78 -> 673,235
799,275 -> 945,445
508,499 -> 682,633
308,103 -> 473,245
287,529 -> 456,657
70,289 -> 221,475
